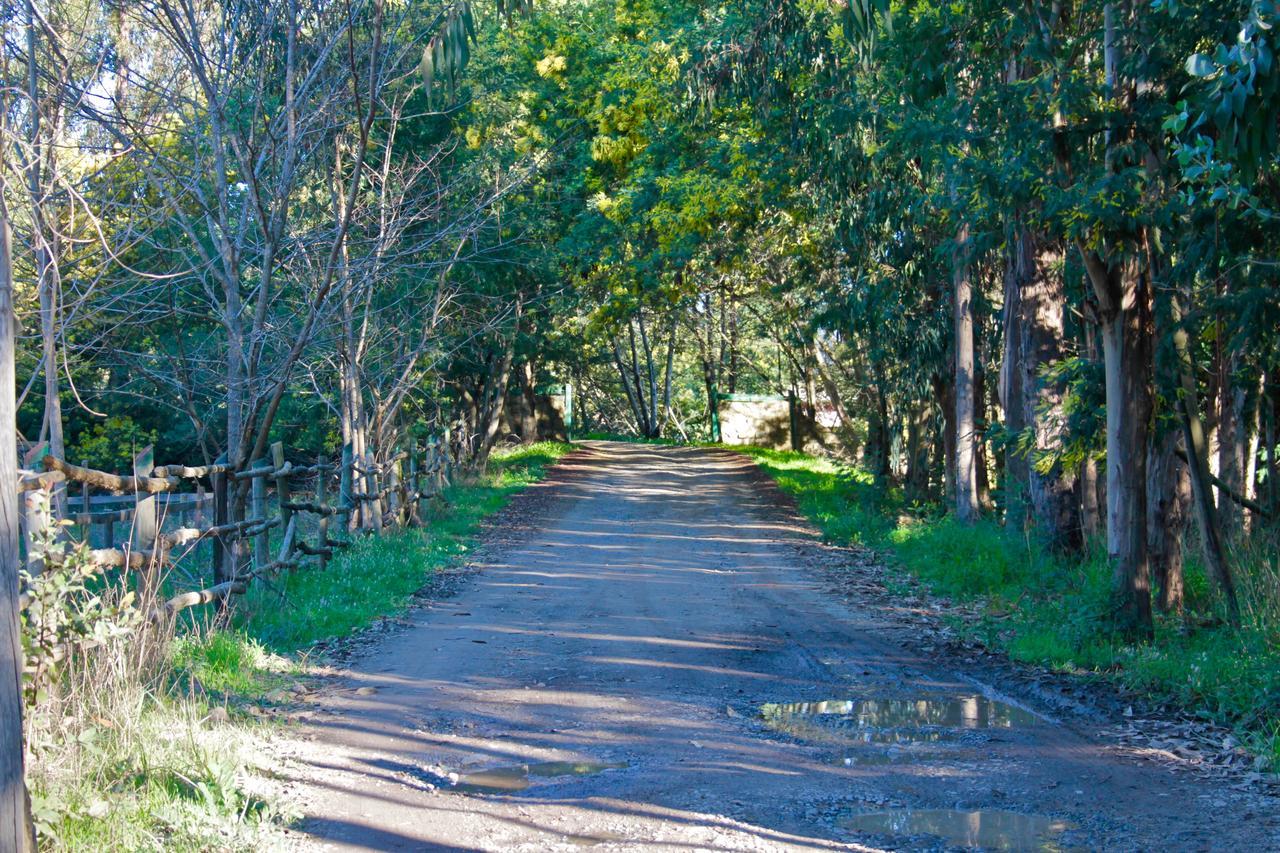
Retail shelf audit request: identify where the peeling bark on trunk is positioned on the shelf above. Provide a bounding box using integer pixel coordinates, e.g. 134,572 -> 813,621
1000,246 -> 1031,525
1216,346 -> 1246,538
1080,320 -> 1102,539
953,227 -> 978,523
905,403 -> 931,501
1245,381 -> 1261,532
1083,249 -> 1154,638
475,344 -> 516,473
1265,371 -> 1278,518
520,361 -> 539,442
660,315 -> 677,433
1147,428 -> 1189,614
1014,229 -> 1081,552
934,372 -> 957,499
871,376 -> 893,480
1171,286 -> 1240,620
975,363 -> 993,510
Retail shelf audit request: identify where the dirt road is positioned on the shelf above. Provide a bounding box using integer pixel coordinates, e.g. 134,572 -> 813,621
287,442 -> 1278,851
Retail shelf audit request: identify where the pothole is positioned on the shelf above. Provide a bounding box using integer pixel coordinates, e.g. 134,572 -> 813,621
762,697 -> 1040,729
827,749 -> 941,766
842,808 -> 1076,850
453,760 -> 627,794
761,696 -> 1040,760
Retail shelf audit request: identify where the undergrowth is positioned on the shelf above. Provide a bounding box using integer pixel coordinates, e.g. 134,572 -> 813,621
740,446 -> 1280,767
28,441 -> 571,850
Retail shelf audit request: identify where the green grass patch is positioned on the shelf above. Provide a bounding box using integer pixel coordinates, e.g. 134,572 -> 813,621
169,631 -> 295,700
739,445 -> 1280,768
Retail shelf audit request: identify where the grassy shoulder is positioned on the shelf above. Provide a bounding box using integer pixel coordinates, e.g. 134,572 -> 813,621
33,441 -> 572,850
234,440 -> 572,651
738,446 -> 1280,766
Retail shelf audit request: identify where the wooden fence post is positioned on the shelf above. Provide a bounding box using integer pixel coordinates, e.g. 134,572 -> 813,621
20,444 -> 47,575
0,205 -> 36,851
251,457 -> 270,571
339,443 -> 354,533
79,462 -> 90,546
193,483 -> 206,531
272,442 -> 291,543
365,452 -> 383,532
407,440 -> 420,526
212,454 -> 230,585
132,445 -> 159,605
427,443 -> 436,499
387,451 -> 401,527
442,427 -> 453,487
21,493 -> 48,578
315,454 -> 329,571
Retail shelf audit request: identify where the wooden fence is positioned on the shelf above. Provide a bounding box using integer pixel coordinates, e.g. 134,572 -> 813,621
13,428 -> 466,623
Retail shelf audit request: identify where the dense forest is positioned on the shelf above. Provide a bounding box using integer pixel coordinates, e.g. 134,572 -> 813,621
1,0 -> 1278,846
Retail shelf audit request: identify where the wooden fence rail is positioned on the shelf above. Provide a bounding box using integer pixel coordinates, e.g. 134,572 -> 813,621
16,429 -> 465,628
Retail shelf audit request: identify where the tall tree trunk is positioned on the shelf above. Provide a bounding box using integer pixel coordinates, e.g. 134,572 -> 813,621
1015,229 -> 1081,551
1171,286 -> 1240,619
660,315 -> 677,433
476,343 -> 516,472
1216,339 -> 1246,538
1083,250 -> 1154,637
727,293 -> 740,394
520,361 -> 539,442
1080,319 -> 1102,539
614,338 -> 648,437
871,376 -> 892,479
627,320 -> 653,437
1245,380 -> 1261,531
953,225 -> 978,523
637,313 -> 659,437
1264,370 -> 1277,518
905,403 -> 930,501
1147,428 -> 1190,614
975,362 -> 993,509
1000,245 -> 1031,527
1080,456 -> 1101,539
934,372 -> 957,497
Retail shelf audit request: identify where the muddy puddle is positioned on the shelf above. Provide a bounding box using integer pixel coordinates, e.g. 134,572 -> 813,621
762,696 -> 1040,729
842,808 -> 1076,850
761,696 -> 1039,761
829,748 -> 941,766
453,760 -> 626,793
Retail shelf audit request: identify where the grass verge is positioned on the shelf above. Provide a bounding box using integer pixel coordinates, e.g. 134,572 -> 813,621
30,441 -> 572,850
234,440 -> 571,651
738,446 -> 1280,767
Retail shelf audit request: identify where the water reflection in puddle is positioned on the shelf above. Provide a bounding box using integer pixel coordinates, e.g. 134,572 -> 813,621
762,697 -> 1040,729
455,761 -> 626,793
761,696 -> 1039,761
843,808 -> 1075,851
828,748 -> 942,766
